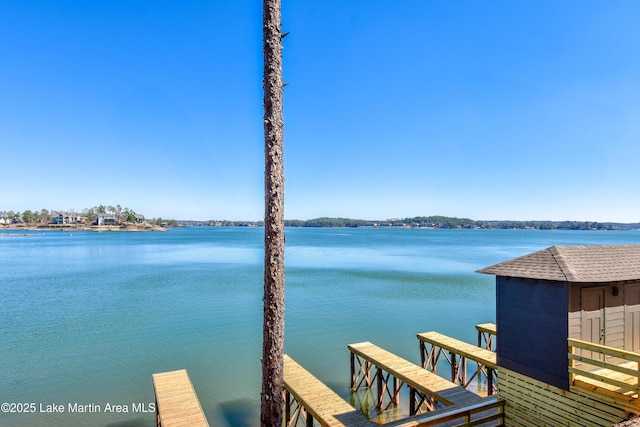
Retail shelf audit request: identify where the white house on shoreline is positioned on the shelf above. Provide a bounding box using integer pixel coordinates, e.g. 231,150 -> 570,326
51,211 -> 84,225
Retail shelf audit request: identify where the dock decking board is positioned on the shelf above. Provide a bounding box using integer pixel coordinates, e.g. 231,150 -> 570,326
572,360 -> 640,408
284,354 -> 373,427
152,369 -> 209,427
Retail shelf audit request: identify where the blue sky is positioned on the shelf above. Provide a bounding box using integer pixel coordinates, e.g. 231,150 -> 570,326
2,1 -> 639,222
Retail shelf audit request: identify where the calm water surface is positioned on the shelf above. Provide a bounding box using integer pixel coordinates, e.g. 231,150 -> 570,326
1,227 -> 639,426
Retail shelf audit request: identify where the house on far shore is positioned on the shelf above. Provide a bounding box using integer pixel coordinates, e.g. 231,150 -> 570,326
95,214 -> 118,226
51,212 -> 83,225
134,214 -> 145,224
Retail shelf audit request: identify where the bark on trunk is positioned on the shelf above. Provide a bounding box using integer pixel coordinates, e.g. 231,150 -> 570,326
261,0 -> 285,426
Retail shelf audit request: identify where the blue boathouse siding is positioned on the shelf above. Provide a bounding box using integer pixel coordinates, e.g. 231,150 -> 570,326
496,276 -> 570,390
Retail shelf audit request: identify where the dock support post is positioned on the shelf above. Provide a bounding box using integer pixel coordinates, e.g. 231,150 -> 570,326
155,396 -> 160,427
450,352 -> 457,384
477,334 -> 483,391
568,342 -> 576,385
351,352 -> 372,391
487,367 -> 494,395
350,351 -> 355,390
284,390 -> 291,426
409,388 -> 415,415
393,377 -> 399,406
376,367 -> 383,411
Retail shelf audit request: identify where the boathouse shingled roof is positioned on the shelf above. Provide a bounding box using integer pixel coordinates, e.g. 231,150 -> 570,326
476,244 -> 640,282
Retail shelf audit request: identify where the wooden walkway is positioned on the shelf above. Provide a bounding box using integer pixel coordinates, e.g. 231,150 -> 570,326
418,331 -> 497,395
572,360 -> 640,407
569,337 -> 640,411
152,369 -> 209,427
284,354 -> 373,427
349,341 -> 483,415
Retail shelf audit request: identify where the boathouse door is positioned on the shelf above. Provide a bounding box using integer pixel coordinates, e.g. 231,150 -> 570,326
625,283 -> 640,352
581,287 -> 606,360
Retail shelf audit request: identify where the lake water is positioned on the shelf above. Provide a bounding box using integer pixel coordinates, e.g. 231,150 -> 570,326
2,227 -> 640,426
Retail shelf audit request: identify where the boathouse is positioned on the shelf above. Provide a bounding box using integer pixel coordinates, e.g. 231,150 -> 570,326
478,244 -> 640,390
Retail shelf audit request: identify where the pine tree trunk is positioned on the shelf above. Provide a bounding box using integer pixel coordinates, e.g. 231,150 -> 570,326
261,0 -> 285,426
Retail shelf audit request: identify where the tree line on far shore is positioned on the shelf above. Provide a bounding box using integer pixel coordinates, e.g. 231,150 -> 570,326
4,209 -> 638,230
283,216 -> 640,230
187,216 -> 640,230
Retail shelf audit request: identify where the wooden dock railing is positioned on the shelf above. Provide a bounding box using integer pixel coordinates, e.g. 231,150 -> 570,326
384,395 -> 504,427
475,323 -> 496,352
349,341 -> 483,416
568,338 -> 640,405
418,331 -> 498,395
286,350 -> 504,427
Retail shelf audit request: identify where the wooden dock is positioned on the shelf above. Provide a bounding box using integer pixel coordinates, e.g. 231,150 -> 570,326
152,369 -> 209,427
569,338 -> 640,410
475,323 -> 496,352
418,332 -> 497,369
349,341 -> 483,415
284,354 -> 373,427
573,359 -> 640,402
418,331 -> 497,395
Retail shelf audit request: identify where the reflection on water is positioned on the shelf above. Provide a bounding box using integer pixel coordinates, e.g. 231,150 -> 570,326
1,227 -> 639,426
219,399 -> 259,427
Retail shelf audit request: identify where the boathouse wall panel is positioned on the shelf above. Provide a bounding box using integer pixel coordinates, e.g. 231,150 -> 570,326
625,282 -> 640,352
496,276 -> 569,390
608,304 -> 626,349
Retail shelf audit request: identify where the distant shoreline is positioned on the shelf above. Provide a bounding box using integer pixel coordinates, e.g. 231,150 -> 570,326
4,215 -> 640,231
178,216 -> 640,231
